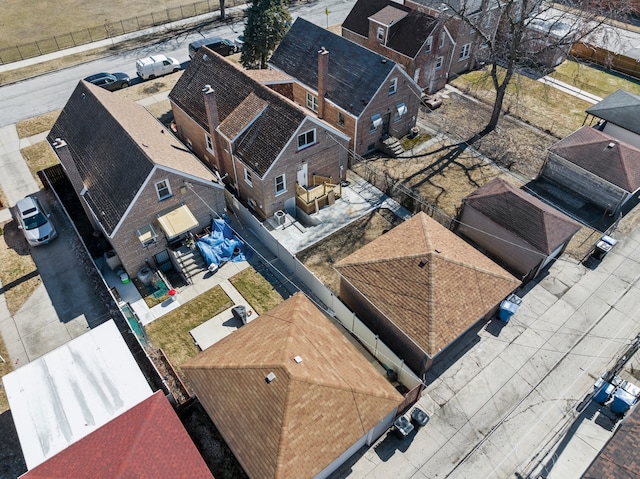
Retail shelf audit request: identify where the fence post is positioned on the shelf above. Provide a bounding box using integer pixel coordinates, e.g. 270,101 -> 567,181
87,29 -> 93,42
35,41 -> 42,55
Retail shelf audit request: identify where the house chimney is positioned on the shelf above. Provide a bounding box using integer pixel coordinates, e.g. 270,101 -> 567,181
317,47 -> 329,119
202,85 -> 220,132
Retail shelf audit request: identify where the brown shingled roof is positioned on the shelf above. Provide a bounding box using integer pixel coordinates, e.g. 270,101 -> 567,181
182,293 -> 403,479
548,126 -> 640,192
463,178 -> 581,254
335,213 -> 520,356
21,391 -> 214,479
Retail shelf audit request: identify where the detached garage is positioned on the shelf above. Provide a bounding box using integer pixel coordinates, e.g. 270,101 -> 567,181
457,178 -> 581,282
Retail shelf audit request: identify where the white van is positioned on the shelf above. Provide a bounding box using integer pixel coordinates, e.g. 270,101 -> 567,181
135,55 -> 181,80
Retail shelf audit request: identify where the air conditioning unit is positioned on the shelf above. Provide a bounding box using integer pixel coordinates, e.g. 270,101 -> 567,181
274,210 -> 286,226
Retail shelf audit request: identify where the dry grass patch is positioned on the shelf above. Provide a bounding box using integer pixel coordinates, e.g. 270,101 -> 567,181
20,141 -> 60,188
16,110 -> 60,139
145,286 -> 232,371
116,73 -> 182,102
144,99 -> 173,123
551,60 -> 640,98
0,186 -> 7,209
0,335 -> 12,412
229,267 -> 285,315
298,210 -> 404,294
0,223 -> 41,316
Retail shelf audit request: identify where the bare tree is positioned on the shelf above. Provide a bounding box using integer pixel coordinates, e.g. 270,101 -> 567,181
435,0 -> 631,136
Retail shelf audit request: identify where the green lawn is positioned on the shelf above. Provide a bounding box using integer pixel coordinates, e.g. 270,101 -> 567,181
551,60 -> 640,99
229,267 -> 285,315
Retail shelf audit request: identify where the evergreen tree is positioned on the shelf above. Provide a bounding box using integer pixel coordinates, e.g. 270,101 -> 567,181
241,0 -> 292,69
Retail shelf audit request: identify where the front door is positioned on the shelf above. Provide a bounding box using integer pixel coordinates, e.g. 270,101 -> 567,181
297,163 -> 308,187
382,113 -> 391,136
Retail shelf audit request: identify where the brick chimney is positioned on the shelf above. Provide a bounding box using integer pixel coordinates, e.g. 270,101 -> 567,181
202,84 -> 220,132
317,47 -> 329,119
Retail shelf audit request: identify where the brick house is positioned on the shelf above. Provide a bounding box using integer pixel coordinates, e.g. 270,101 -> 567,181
406,0 -> 502,76
183,292 -> 403,479
169,49 -> 350,220
269,17 -> 422,157
342,0 -> 455,93
48,81 -> 226,278
335,212 -> 520,376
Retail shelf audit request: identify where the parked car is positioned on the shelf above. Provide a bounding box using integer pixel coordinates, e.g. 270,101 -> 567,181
188,36 -> 238,59
234,35 -> 245,51
83,72 -> 130,91
15,196 -> 57,246
135,55 -> 181,80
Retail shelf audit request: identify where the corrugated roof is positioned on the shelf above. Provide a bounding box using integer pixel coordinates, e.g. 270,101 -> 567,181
343,0 -> 438,58
2,320 -> 153,470
462,177 -> 581,254
269,17 -> 397,117
48,81 -> 214,235
182,293 -> 403,479
548,126 -> 640,192
335,213 -> 520,357
169,50 -> 306,177
20,391 -> 213,479
585,89 -> 640,136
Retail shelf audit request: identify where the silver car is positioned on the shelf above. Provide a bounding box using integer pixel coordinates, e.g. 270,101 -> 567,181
15,196 -> 57,246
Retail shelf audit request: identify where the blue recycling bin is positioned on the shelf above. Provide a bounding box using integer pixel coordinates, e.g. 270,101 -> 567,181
499,300 -> 519,323
593,381 -> 614,404
611,388 -> 636,415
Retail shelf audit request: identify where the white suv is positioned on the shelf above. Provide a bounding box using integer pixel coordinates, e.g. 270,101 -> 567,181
15,196 -> 57,246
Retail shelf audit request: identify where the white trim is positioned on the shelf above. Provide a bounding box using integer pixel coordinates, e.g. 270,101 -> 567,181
205,133 -> 214,154
371,113 -> 383,131
306,92 -> 318,113
244,167 -> 253,186
459,43 -> 472,61
435,56 -> 444,70
388,77 -> 398,95
425,36 -> 432,53
297,128 -> 317,150
275,173 -> 287,196
155,179 -> 173,201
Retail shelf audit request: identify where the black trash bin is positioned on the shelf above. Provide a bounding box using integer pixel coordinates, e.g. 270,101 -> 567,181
232,305 -> 247,325
410,408 -> 429,428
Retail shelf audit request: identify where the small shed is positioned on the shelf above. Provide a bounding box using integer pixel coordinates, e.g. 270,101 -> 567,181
540,126 -> 640,216
457,178 -> 581,281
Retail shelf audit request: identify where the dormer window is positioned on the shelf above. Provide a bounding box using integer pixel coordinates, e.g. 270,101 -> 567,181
306,92 -> 318,113
377,27 -> 384,43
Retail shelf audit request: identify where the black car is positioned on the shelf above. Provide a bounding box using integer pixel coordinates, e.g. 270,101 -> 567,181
188,37 -> 238,59
83,72 -> 130,91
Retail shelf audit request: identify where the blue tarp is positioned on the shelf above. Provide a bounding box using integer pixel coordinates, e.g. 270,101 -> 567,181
196,219 -> 251,268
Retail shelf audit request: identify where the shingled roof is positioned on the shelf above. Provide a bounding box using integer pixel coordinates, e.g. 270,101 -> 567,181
335,212 -> 520,357
269,17 -> 397,117
548,126 -> 640,192
169,50 -> 306,177
586,89 -> 640,136
343,0 -> 439,58
182,292 -> 403,479
48,81 -> 214,235
462,178 -> 581,254
21,391 -> 214,479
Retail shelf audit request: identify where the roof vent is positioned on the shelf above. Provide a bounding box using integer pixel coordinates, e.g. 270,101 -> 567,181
419,259 -> 428,268
381,58 -> 387,63
435,249 -> 441,253
293,356 -> 302,363
202,54 -> 208,61
607,142 -> 615,148
202,84 -> 214,94
52,138 -> 67,149
265,372 -> 276,383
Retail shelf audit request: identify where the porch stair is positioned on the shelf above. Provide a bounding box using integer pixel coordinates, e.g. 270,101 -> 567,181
174,246 -> 207,285
380,135 -> 404,158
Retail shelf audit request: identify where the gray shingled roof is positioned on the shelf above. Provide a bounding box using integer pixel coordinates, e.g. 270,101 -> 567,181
462,178 -> 581,254
342,0 -> 438,59
548,126 -> 640,193
48,81 -> 213,235
586,89 -> 640,136
169,50 -> 306,177
269,17 -> 397,117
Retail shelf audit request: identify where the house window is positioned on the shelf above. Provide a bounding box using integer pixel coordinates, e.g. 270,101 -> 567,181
337,112 -> 345,126
155,180 -> 172,201
367,143 -> 375,152
439,32 -> 445,48
377,27 -> 384,42
186,138 -> 193,151
459,43 -> 471,61
297,129 -> 316,150
244,168 -> 253,186
136,224 -> 157,248
413,68 -> 421,82
205,133 -> 214,154
388,78 -> 398,95
370,113 -> 383,131
435,56 -> 444,70
394,103 -> 407,122
306,92 -> 318,113
275,174 -> 286,195
425,36 -> 432,53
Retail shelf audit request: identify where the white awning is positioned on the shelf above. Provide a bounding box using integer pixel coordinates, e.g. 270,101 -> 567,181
371,114 -> 383,129
157,204 -> 199,238
396,103 -> 407,117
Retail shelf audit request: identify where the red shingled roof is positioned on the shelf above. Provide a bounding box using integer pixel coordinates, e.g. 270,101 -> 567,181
21,391 -> 214,479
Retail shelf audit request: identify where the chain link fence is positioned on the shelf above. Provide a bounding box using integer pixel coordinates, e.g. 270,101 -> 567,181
0,0 -> 247,65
